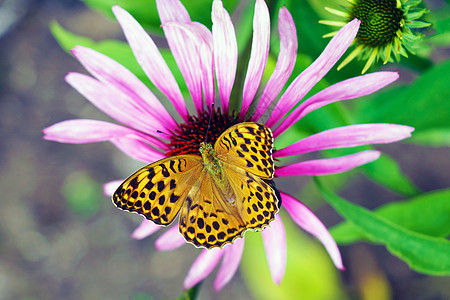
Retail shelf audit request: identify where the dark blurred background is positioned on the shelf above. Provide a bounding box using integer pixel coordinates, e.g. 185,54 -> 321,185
0,0 -> 449,299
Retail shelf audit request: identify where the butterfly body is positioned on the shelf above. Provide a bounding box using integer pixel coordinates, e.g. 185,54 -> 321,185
199,142 -> 225,185
113,122 -> 279,249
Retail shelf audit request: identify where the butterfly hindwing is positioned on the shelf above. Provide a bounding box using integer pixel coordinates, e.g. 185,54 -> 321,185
113,155 -> 203,226
215,122 -> 274,179
179,171 -> 248,248
223,163 -> 279,230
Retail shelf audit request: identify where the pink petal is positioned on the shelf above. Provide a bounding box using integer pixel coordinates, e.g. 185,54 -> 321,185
213,238 -> 245,291
112,5 -> 189,121
281,191 -> 344,270
261,215 -> 286,284
266,19 -> 360,128
212,0 -> 238,114
155,225 -> 186,251
183,248 -> 224,289
276,150 -> 381,176
131,219 -> 162,240
103,180 -> 124,197
111,136 -> 166,163
43,119 -> 140,143
252,7 -> 297,122
275,124 -> 414,157
65,72 -> 167,135
156,0 -> 204,113
239,0 -> 270,118
163,21 -> 215,109
71,45 -> 177,130
42,119 -> 165,148
274,71 -> 400,137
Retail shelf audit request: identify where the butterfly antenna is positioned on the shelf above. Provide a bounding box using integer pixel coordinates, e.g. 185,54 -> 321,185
156,130 -> 198,145
204,102 -> 215,144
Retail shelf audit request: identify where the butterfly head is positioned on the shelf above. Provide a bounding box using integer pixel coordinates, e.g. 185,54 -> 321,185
199,142 -> 214,160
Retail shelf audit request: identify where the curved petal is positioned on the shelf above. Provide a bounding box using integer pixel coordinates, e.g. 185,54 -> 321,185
65,73 -> 167,135
103,180 -> 124,197
155,225 -> 186,251
275,124 -> 414,157
276,150 -> 381,176
112,5 -> 188,120
163,21 -> 215,109
213,238 -> 245,291
111,136 -> 166,163
261,215 -> 286,284
43,119 -> 145,144
212,0 -> 238,114
274,71 -> 400,136
71,45 -> 177,130
281,191 -> 344,270
156,0 -> 204,113
240,0 -> 270,118
266,19 -> 360,128
252,7 -> 297,122
183,248 -> 224,289
131,219 -> 162,240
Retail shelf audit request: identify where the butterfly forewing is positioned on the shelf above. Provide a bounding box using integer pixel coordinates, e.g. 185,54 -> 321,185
215,122 -> 274,179
113,155 -> 203,226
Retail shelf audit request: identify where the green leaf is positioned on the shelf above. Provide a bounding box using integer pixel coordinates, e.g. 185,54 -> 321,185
361,153 -> 421,197
50,21 -> 149,85
355,60 -> 450,132
241,212 -> 345,300
331,188 -> 450,244
408,128 -> 450,146
82,0 -> 240,34
50,22 -> 189,96
316,178 -> 450,275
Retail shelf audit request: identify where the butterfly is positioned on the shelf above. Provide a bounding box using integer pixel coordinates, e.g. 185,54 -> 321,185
112,122 -> 279,249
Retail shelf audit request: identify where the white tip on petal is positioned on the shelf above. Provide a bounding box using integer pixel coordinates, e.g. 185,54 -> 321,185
214,238 -> 245,291
103,180 -> 124,196
261,215 -> 287,284
131,219 -> 162,240
154,225 -> 186,251
281,192 -> 345,270
183,248 -> 224,290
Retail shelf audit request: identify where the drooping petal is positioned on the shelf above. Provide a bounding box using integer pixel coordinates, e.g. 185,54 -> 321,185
156,0 -> 204,113
276,150 -> 381,176
65,73 -> 167,135
111,136 -> 166,163
212,0 -> 238,114
43,119 -> 143,144
281,192 -> 344,270
266,19 -> 360,128
112,5 -> 189,120
71,45 -> 177,130
274,71 -> 400,136
239,0 -> 270,118
183,248 -> 224,290
275,124 -> 414,157
103,180 -> 123,197
131,219 -> 162,240
155,225 -> 186,251
252,7 -> 297,122
261,215 -> 286,284
213,238 -> 245,291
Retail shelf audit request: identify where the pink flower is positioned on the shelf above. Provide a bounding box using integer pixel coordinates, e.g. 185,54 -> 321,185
44,0 -> 414,291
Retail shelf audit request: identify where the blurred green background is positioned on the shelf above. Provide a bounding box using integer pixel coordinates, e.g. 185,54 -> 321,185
0,0 -> 449,299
